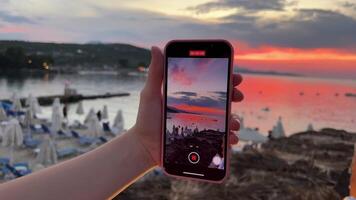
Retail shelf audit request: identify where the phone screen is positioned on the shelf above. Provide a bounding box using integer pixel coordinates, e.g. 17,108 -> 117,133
163,41 -> 232,181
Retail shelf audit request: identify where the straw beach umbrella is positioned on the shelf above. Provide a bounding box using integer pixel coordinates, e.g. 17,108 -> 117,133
12,97 -> 22,112
2,118 -> 24,164
307,123 -> 314,131
36,135 -> 58,166
102,105 -> 108,120
0,105 -> 7,121
23,109 -> 34,128
239,116 -> 245,129
27,94 -> 42,115
271,117 -> 286,139
51,99 -> 62,132
84,108 -> 95,124
76,101 -> 84,115
85,114 -> 102,137
113,110 -> 124,131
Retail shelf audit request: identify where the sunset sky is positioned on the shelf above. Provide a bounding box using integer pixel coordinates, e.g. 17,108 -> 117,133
0,0 -> 356,78
167,57 -> 228,130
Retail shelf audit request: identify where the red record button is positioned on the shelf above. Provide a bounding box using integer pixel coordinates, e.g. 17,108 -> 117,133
188,152 -> 200,164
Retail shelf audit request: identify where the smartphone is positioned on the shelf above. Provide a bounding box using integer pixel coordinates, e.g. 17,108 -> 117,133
162,40 -> 233,182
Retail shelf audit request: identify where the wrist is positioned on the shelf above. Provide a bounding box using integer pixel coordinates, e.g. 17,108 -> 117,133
128,126 -> 158,168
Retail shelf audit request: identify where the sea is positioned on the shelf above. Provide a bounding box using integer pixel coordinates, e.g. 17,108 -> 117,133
0,72 -> 355,136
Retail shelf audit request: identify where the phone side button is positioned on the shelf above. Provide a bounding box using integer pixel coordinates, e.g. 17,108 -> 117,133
183,171 -> 205,177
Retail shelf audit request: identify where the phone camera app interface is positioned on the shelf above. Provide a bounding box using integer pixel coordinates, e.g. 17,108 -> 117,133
165,57 -> 229,170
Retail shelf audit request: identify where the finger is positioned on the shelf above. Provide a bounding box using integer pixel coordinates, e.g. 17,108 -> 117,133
230,117 -> 240,131
232,88 -> 244,102
233,74 -> 243,87
229,132 -> 238,145
145,46 -> 164,93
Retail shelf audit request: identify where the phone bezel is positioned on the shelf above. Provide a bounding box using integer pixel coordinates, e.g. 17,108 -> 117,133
162,40 -> 234,182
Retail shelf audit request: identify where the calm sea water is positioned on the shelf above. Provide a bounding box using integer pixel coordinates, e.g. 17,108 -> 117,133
0,73 -> 355,135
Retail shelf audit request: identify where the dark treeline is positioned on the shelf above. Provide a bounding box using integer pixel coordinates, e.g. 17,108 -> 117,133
0,40 -> 151,71
0,46 -> 54,70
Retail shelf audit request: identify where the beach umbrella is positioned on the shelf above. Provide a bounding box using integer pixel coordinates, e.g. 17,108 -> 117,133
51,103 -> 62,132
238,128 -> 267,143
85,114 -> 102,137
10,93 -> 18,104
2,118 -> 24,164
12,97 -> 22,112
36,135 -> 57,166
25,94 -> 33,107
239,116 -> 245,129
113,110 -> 124,131
84,108 -> 95,124
307,123 -> 314,131
23,109 -> 34,128
76,101 -> 84,115
102,105 -> 108,120
27,94 -> 42,114
271,117 -> 286,139
0,105 -> 7,121
53,98 -> 61,109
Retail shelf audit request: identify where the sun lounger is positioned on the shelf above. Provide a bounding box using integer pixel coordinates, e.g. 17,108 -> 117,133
41,124 -> 51,134
57,147 -> 78,158
98,136 -> 108,143
12,162 -> 31,176
0,158 -> 10,176
70,130 -> 97,145
57,130 -> 71,138
23,136 -> 41,148
1,161 -> 31,178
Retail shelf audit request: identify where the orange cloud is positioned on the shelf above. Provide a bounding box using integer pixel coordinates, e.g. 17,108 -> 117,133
230,40 -> 356,78
174,104 -> 225,116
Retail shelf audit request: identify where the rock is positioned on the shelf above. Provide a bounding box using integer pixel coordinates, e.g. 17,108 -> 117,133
115,128 -> 355,200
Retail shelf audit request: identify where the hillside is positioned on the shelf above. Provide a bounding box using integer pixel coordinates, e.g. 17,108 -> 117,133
0,40 -> 151,70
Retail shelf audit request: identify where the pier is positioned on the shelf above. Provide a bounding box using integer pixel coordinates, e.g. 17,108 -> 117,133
1,92 -> 130,106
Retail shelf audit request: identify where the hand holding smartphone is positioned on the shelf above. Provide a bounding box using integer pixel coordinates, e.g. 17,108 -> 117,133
162,40 -> 234,182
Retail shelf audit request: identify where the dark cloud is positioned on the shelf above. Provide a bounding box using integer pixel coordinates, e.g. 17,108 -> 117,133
0,11 -> 34,24
188,0 -> 287,13
180,8 -> 356,49
209,91 -> 227,101
229,9 -> 356,48
168,93 -> 226,109
174,91 -> 197,97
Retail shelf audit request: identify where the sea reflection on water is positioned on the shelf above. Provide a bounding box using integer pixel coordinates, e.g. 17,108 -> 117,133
0,73 -> 355,135
234,74 -> 356,135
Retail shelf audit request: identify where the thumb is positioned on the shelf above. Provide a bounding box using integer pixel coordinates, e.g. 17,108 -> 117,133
144,46 -> 164,93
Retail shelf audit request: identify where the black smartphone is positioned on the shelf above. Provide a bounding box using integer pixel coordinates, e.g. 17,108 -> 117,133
162,40 -> 233,182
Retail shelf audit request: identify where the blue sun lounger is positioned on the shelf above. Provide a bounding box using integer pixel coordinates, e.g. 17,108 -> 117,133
57,147 -> 78,158
70,130 -> 97,145
11,162 -> 32,176
0,158 -> 10,176
41,124 -> 51,134
23,136 -> 41,148
57,130 -> 71,138
0,159 -> 31,178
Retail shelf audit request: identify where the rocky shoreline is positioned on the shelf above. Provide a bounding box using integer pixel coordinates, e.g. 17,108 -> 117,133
116,128 -> 355,200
